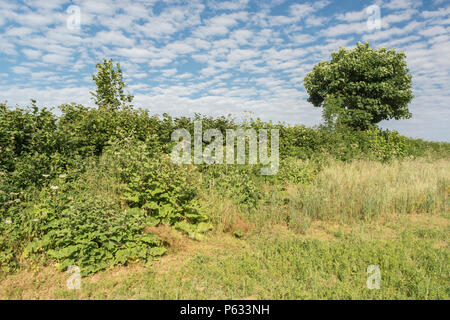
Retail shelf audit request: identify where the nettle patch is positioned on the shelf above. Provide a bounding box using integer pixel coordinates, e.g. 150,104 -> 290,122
23,195 -> 166,276
122,154 -> 212,241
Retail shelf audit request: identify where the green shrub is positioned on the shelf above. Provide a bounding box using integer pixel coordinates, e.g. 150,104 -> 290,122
123,156 -> 211,238
200,164 -> 262,208
102,139 -> 211,240
360,128 -> 408,161
1,166 -> 167,276
278,157 -> 323,185
57,103 -> 162,157
25,194 -> 165,276
0,103 -> 58,189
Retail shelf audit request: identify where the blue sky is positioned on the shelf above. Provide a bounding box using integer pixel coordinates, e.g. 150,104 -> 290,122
0,0 -> 449,141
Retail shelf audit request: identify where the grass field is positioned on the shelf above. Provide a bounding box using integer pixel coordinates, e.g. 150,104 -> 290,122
1,158 -> 448,300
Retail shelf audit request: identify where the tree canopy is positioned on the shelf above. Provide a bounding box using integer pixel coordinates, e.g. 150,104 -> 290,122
304,42 -> 413,130
90,58 -> 134,111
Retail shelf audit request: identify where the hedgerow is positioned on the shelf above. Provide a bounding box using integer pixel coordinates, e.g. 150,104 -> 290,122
1,59 -> 448,276
1,100 -> 448,275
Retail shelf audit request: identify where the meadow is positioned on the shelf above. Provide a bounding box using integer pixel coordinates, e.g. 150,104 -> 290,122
0,102 -> 449,299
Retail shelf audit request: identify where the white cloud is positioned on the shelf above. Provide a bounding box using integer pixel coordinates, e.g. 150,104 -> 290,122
230,29 -> 253,44
363,20 -> 422,41
422,7 -> 450,18
209,0 -> 250,11
11,66 -> 30,74
323,21 -> 367,37
0,38 -> 17,55
290,3 -> 316,20
193,12 -> 247,37
384,0 -> 422,10
161,68 -> 178,77
336,9 -> 367,22
93,30 -> 134,47
4,27 -> 35,37
383,9 -> 418,26
418,25 -> 448,37
148,57 -> 173,67
22,48 -> 42,60
136,4 -> 204,39
289,33 -> 315,45
305,15 -> 326,27
42,53 -> 71,65
114,47 -> 154,63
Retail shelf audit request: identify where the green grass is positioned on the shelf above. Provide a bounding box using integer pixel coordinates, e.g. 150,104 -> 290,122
1,213 -> 448,300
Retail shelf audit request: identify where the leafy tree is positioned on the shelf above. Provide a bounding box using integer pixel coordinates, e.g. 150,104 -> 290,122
90,58 -> 134,110
304,42 -> 413,130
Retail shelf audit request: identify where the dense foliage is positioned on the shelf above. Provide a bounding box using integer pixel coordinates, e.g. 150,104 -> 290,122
304,42 -> 413,130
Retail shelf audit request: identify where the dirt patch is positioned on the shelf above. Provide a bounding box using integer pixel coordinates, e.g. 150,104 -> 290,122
152,234 -> 243,275
144,224 -> 191,253
0,265 -> 68,299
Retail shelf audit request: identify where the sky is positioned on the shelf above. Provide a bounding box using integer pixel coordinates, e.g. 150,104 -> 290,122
0,0 -> 449,142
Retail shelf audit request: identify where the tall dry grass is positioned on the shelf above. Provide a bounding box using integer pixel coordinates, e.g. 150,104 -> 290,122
202,158 -> 449,236
294,159 -> 449,222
